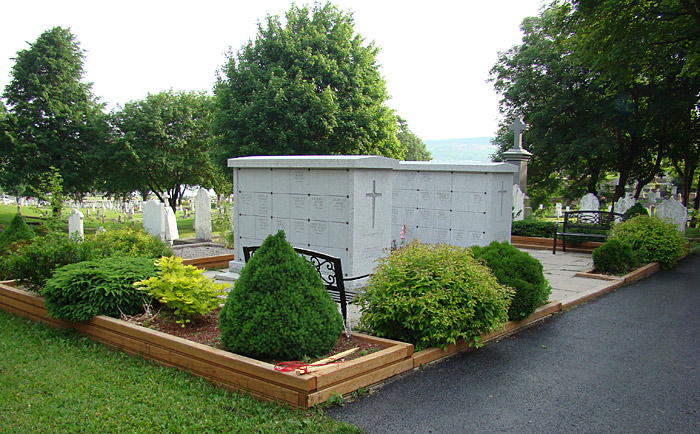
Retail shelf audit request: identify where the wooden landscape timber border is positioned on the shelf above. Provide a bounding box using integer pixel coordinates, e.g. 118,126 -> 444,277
412,261 -> 663,367
181,254 -> 235,270
511,235 -> 603,253
0,258 -> 665,407
0,281 -> 413,409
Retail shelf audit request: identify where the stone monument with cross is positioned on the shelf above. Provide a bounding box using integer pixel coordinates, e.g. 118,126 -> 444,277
503,117 -> 533,218
226,156 -> 516,284
226,156 -> 397,280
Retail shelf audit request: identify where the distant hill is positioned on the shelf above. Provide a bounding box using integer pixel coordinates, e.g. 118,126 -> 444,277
424,137 -> 497,163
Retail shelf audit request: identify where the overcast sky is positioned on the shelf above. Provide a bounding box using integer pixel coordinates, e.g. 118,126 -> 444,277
0,0 -> 545,140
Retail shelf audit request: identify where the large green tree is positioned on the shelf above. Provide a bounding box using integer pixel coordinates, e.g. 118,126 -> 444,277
491,1 -> 700,207
214,2 -> 403,163
0,27 -> 108,199
397,117 -> 431,161
573,0 -> 700,207
103,90 -> 221,209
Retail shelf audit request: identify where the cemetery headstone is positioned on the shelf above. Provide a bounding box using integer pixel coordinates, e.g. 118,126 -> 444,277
67,209 -> 84,238
512,184 -> 525,221
143,200 -> 167,241
555,203 -> 563,218
194,188 -> 212,241
579,193 -> 600,211
655,197 -> 687,233
614,196 -> 635,215
164,206 -> 179,244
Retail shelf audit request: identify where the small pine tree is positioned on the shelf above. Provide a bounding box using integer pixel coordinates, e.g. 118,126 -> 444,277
0,214 -> 36,253
219,231 -> 343,360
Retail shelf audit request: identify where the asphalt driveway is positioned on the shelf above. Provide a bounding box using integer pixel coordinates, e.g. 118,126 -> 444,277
328,255 -> 700,433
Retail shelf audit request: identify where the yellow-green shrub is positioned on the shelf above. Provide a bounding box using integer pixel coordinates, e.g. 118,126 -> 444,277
610,215 -> 687,269
135,256 -> 227,326
355,241 -> 513,351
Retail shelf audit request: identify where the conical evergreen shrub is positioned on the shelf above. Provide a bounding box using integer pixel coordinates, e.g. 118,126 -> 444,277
219,231 -> 343,360
0,214 -> 36,253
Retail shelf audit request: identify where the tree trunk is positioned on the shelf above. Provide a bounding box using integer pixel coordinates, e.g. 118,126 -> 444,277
611,167 -> 631,204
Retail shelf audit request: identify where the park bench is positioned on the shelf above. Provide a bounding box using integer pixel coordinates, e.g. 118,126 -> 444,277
553,210 -> 624,254
242,246 -> 369,325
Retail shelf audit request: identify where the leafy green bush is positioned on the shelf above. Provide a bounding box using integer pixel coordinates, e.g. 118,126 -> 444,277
42,256 -> 157,322
219,231 -> 343,360
622,202 -> 649,220
355,241 -> 513,351
135,256 -> 227,326
0,232 -> 95,290
471,241 -> 551,321
610,215 -> 688,269
592,239 -> 638,275
0,214 -> 36,253
511,219 -> 556,238
88,226 -> 172,258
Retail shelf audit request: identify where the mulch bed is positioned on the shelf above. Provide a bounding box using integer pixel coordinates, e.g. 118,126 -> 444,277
123,306 -> 384,366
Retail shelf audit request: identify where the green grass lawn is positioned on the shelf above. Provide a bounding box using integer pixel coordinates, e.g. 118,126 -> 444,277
0,204 -> 200,239
0,310 -> 358,434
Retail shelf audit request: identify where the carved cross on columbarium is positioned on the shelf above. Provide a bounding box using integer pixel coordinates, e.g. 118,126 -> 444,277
366,181 -> 382,229
497,181 -> 508,217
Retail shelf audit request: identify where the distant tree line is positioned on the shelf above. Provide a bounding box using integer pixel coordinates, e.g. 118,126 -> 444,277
490,0 -> 700,213
0,4 -> 430,209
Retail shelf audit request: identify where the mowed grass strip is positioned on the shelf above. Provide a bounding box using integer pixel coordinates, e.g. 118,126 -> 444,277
0,311 -> 359,434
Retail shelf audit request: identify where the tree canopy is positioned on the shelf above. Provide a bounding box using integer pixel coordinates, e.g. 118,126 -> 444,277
213,3 -> 403,162
397,117 -> 431,161
490,0 -> 700,208
0,27 -> 108,199
102,90 -> 221,209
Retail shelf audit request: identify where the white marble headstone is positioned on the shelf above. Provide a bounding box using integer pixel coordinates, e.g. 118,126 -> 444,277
555,203 -> 563,218
194,188 -> 212,241
579,193 -> 600,211
614,196 -> 635,215
655,197 -> 687,233
142,199 -> 166,241
512,184 -> 525,221
67,208 -> 84,238
164,206 -> 179,244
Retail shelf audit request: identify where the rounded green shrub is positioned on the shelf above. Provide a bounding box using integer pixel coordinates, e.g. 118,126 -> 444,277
355,241 -> 513,351
42,256 -> 157,322
0,232 -> 95,290
610,215 -> 688,269
0,214 -> 36,253
88,226 -> 173,258
622,202 -> 649,220
219,231 -> 343,360
592,239 -> 638,275
471,241 -> 551,321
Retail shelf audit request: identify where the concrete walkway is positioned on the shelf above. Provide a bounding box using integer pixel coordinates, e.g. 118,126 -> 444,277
522,248 -> 610,301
